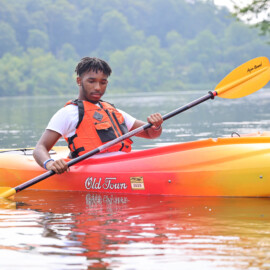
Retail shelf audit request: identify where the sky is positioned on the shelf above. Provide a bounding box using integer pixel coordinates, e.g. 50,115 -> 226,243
214,0 -> 235,11
214,0 -> 268,23
213,0 -> 254,11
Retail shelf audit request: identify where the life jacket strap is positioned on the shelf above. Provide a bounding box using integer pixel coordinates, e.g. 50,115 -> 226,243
67,133 -> 85,158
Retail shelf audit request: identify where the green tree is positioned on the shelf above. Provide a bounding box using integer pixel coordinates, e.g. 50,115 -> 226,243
166,31 -> 185,47
0,0 -> 32,48
0,22 -> 19,57
25,49 -> 76,95
0,49 -> 76,96
98,10 -> 137,52
45,0 -> 79,54
0,52 -> 35,96
75,8 -> 97,56
109,37 -> 176,92
186,62 -> 207,84
58,43 -> 79,61
223,22 -> 258,46
27,29 -> 49,51
185,30 -> 220,67
222,21 -> 268,65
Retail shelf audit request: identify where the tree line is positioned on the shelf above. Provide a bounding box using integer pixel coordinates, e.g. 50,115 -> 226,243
0,0 -> 269,97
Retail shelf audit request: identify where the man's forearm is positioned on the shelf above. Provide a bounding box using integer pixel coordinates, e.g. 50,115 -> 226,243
33,145 -> 52,169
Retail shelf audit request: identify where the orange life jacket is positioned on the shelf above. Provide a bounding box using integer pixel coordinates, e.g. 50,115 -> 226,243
64,99 -> 133,158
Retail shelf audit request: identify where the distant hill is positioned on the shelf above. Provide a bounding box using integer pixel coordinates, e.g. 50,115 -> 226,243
0,0 -> 268,96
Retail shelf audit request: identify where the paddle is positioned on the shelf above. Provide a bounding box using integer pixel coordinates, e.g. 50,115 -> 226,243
0,56 -> 269,198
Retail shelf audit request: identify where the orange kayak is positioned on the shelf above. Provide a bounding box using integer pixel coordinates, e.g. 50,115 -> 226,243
1,133 -> 270,197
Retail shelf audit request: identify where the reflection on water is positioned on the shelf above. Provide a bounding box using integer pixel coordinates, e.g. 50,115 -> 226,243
0,191 -> 270,269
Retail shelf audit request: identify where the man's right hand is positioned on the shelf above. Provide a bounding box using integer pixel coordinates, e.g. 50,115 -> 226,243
46,159 -> 69,174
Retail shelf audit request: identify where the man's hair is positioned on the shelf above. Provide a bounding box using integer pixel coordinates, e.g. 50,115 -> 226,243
75,57 -> 112,77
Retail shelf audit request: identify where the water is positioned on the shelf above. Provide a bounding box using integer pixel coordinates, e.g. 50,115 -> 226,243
1,89 -> 270,269
1,192 -> 270,269
1,89 -> 270,149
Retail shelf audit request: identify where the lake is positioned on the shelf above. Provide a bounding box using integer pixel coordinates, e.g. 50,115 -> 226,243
1,89 -> 270,269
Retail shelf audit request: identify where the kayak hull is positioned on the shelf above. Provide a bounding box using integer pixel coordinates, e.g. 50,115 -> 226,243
1,136 -> 270,197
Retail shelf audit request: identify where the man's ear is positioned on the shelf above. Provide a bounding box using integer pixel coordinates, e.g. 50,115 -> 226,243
77,77 -> 81,86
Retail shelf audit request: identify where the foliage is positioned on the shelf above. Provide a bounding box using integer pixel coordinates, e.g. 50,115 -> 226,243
0,49 -> 76,96
0,0 -> 268,96
232,0 -> 270,37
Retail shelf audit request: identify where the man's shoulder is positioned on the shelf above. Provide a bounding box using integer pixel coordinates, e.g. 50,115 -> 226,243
54,104 -> 78,117
47,103 -> 79,136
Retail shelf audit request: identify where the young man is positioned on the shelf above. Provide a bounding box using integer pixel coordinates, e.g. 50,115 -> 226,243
33,57 -> 163,174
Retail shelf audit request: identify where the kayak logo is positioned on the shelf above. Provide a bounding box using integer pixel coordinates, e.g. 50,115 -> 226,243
247,62 -> 262,73
85,177 -> 128,190
130,177 -> 145,190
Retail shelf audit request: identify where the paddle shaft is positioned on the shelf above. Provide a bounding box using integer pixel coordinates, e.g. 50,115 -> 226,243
12,91 -> 217,193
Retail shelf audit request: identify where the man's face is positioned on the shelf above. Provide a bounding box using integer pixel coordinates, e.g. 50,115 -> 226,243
77,70 -> 108,103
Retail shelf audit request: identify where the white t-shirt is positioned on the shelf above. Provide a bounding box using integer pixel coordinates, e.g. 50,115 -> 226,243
47,103 -> 136,138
